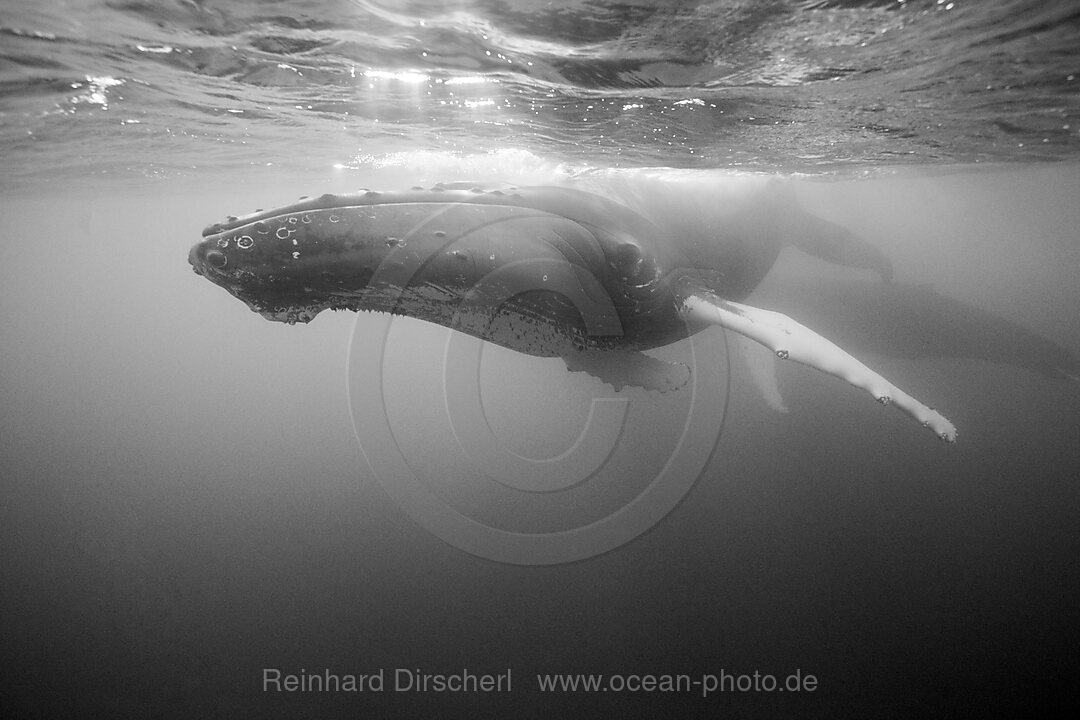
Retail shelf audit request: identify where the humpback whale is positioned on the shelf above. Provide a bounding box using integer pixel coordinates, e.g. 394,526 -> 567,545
188,182 -> 957,442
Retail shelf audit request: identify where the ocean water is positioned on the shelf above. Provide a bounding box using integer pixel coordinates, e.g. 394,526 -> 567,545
2,1 -> 1079,718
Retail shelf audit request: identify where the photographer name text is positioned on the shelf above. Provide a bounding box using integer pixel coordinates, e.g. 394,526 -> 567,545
263,667 -> 511,693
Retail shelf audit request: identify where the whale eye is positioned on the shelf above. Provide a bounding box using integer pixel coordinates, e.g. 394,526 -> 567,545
206,250 -> 227,269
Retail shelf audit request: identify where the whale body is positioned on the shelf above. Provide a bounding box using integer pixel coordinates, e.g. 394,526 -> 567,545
189,182 -> 957,441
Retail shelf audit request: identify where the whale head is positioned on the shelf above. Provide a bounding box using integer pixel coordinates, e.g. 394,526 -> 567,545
188,192 -> 431,324
189,208 -> 365,324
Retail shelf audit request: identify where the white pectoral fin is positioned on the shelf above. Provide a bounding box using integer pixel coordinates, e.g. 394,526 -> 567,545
680,293 -> 957,442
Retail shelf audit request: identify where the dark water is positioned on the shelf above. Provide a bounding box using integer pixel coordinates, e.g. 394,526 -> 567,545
2,1 -> 1080,718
